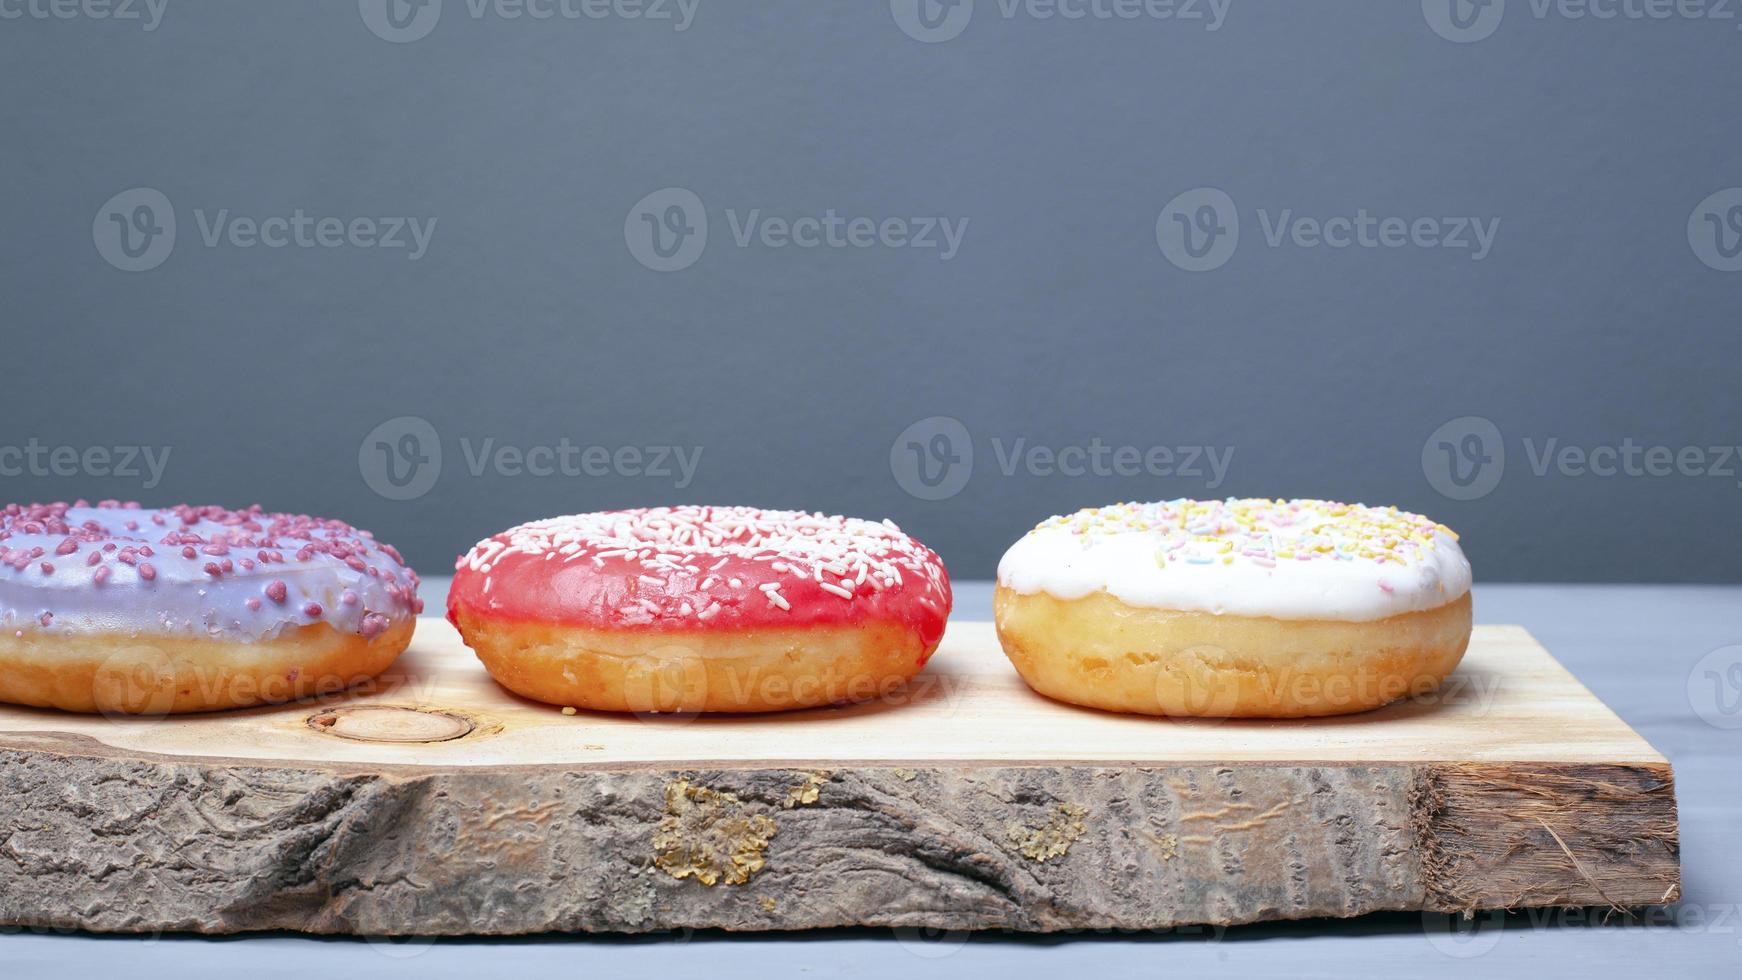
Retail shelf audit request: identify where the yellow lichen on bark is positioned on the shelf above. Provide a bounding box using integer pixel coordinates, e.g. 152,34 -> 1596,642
786,771 -> 828,808
652,778 -> 778,886
1008,802 -> 1088,862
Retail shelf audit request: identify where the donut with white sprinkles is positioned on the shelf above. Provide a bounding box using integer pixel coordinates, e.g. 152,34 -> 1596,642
448,506 -> 952,713
0,501 -> 421,714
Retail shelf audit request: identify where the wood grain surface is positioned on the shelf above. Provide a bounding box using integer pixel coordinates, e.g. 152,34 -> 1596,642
0,621 -> 1680,935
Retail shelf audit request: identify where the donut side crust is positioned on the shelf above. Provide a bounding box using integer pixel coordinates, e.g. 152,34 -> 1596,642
0,619 -> 413,715
994,587 -> 1472,718
451,608 -> 938,713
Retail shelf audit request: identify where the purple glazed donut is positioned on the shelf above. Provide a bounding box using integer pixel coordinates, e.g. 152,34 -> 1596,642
0,501 -> 422,714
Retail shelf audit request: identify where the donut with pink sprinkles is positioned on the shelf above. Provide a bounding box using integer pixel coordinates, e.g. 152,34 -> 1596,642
0,501 -> 421,714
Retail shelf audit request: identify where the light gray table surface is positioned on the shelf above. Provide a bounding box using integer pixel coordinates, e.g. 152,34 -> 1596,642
2,581 -> 1737,978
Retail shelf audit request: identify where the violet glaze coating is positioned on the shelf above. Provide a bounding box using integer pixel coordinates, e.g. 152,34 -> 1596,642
0,501 -> 422,642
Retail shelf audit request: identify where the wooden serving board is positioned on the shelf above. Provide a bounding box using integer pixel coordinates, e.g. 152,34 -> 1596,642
0,621 -> 1678,936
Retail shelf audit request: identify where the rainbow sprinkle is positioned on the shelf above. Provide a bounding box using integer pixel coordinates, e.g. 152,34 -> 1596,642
1030,498 -> 1458,572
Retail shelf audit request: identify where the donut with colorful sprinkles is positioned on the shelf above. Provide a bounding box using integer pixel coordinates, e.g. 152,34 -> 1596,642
449,506 -> 952,713
994,498 -> 1473,717
0,501 -> 421,714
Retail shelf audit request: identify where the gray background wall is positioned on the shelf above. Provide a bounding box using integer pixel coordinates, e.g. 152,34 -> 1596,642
1,0 -> 1737,583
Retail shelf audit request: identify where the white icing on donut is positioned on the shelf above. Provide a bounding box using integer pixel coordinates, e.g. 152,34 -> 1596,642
996,498 -> 1471,622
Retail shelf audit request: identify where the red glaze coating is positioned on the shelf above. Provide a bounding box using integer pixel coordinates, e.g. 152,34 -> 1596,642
448,507 -> 952,647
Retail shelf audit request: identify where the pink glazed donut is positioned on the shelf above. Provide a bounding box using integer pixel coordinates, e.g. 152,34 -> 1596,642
449,506 -> 952,713
0,501 -> 422,714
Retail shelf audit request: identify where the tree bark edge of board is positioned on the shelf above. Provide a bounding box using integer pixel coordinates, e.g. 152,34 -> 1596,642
0,737 -> 1680,935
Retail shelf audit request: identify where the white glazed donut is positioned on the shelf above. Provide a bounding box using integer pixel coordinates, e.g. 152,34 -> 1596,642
994,498 -> 1473,717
